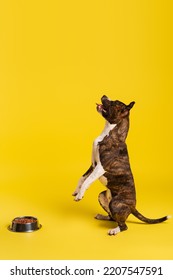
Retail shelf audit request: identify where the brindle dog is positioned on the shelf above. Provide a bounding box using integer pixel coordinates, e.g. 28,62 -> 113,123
73,95 -> 169,235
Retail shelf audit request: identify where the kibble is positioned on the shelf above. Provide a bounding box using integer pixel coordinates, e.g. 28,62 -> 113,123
13,217 -> 37,224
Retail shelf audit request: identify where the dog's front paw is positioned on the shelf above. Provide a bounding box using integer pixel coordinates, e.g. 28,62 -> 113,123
72,191 -> 78,196
72,186 -> 81,196
74,192 -> 84,201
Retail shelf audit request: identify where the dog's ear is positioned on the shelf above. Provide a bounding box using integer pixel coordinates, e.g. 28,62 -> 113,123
127,101 -> 135,111
121,102 -> 135,117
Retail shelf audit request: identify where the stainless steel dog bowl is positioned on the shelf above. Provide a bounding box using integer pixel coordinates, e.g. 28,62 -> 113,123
8,216 -> 42,232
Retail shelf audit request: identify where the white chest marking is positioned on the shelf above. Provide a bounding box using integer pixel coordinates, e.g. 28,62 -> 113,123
92,121 -> 117,166
92,121 -> 117,186
74,122 -> 117,200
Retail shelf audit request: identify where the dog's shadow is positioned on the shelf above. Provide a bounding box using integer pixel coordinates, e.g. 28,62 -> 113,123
95,217 -> 149,230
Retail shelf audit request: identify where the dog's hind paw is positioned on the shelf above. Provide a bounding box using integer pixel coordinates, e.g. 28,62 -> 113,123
95,214 -> 112,221
108,226 -> 120,235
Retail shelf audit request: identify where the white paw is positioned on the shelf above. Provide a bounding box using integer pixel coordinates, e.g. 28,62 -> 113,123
74,192 -> 84,201
108,226 -> 120,235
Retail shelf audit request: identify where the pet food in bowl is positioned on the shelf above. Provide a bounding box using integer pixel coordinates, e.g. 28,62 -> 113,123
8,216 -> 41,232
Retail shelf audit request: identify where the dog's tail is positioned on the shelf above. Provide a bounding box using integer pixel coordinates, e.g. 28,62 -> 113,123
131,208 -> 170,224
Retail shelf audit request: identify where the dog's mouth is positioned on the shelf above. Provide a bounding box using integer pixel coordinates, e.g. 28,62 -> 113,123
96,95 -> 112,117
96,103 -> 107,114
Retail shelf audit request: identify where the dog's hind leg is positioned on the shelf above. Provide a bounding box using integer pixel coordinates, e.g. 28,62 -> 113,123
108,200 -> 131,235
95,189 -> 113,221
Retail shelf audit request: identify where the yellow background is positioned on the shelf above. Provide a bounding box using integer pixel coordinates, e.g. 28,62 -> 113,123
0,0 -> 173,259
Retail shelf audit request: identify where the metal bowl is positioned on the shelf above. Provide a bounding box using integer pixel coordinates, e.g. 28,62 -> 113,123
8,216 -> 42,232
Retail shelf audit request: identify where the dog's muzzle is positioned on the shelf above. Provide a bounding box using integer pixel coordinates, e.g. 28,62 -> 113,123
96,103 -> 107,114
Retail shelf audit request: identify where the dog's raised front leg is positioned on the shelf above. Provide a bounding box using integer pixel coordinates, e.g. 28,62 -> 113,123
72,165 -> 93,196
74,163 -> 105,201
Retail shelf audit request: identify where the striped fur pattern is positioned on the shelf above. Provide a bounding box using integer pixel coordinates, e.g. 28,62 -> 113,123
73,95 -> 169,235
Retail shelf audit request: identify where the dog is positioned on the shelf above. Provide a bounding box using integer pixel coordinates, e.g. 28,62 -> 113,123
72,95 -> 169,235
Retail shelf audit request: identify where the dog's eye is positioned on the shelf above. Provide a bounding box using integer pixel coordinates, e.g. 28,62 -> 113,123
115,105 -> 121,110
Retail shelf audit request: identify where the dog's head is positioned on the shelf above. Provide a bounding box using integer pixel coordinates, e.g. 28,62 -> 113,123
97,95 -> 135,124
